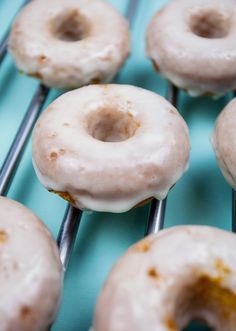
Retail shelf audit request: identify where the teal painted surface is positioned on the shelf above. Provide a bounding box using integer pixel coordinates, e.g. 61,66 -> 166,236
0,1 -> 233,330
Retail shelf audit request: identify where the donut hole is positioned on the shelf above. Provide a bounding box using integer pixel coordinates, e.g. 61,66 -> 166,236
174,276 -> 236,330
86,108 -> 140,142
52,10 -> 89,42
190,10 -> 230,39
183,320 -> 212,331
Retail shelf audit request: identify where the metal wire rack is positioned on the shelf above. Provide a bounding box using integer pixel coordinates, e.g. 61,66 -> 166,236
0,0 -> 235,330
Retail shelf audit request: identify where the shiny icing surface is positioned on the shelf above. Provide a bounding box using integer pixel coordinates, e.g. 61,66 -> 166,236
0,197 -> 63,331
9,0 -> 130,88
146,0 -> 236,97
32,84 -> 190,213
93,226 -> 236,331
212,98 -> 236,189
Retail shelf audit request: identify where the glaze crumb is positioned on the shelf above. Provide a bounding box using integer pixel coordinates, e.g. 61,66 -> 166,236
134,240 -> 150,252
0,230 -> 8,243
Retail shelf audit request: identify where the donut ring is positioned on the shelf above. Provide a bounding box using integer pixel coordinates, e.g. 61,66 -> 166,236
32,84 -> 190,213
0,197 -> 62,331
212,98 -> 236,188
93,226 -> 236,331
9,0 -> 130,88
146,0 -> 236,97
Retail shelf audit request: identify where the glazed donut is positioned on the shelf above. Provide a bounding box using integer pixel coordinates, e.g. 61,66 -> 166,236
9,0 -> 130,88
0,196 -> 62,331
146,0 -> 236,97
212,98 -> 236,188
93,226 -> 236,331
32,84 -> 190,213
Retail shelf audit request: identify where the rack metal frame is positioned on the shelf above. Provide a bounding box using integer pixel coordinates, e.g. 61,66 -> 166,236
1,0 -> 234,329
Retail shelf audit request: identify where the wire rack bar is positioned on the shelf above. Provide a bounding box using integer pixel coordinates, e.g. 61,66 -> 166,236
145,198 -> 167,235
126,0 -> 140,23
0,84 -> 49,195
0,0 -> 30,65
232,92 -> 236,233
145,84 -> 179,236
0,29 -> 9,66
57,205 -> 83,269
232,190 -> 236,232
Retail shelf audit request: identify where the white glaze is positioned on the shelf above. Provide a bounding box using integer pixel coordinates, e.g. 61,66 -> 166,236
212,98 -> 236,189
32,84 -> 190,213
147,0 -> 236,97
9,0 -> 130,88
93,226 -> 236,331
0,197 -> 63,331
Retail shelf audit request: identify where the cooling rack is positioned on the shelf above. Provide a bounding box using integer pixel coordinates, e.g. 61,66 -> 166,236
0,0 -> 235,330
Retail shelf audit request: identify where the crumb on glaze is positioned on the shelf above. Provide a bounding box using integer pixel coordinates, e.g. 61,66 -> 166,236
49,152 -> 58,161
38,55 -> 47,64
134,240 -> 151,253
165,317 -> 177,331
147,267 -> 161,280
20,306 -> 32,319
215,258 -> 231,276
0,230 -> 8,244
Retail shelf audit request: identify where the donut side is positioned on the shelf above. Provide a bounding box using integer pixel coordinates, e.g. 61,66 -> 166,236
146,0 -> 236,97
32,84 -> 190,213
93,226 -> 236,331
0,196 -> 63,331
8,0 -> 131,88
212,98 -> 236,189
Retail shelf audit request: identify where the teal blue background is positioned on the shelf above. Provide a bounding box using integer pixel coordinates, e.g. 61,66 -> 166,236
0,1 -> 233,330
